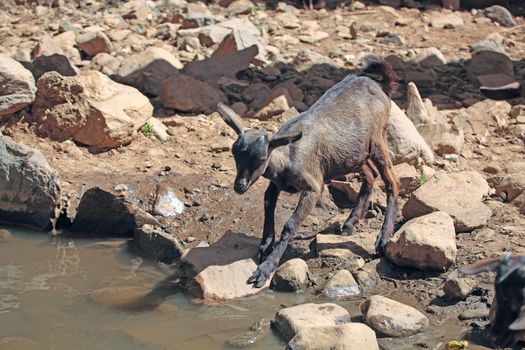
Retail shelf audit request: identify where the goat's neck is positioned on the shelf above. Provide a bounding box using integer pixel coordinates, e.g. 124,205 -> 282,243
263,148 -> 287,182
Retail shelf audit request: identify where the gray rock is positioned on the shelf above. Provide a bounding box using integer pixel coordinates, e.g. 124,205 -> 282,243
483,5 -> 516,27
361,295 -> 429,337
287,323 -> 379,350
275,303 -> 351,340
430,13 -> 464,28
387,101 -> 434,165
468,51 -> 513,85
272,258 -> 309,292
386,211 -> 457,271
413,47 -> 447,68
403,171 -> 492,232
0,54 -> 36,116
443,270 -> 477,300
30,53 -> 78,80
153,188 -> 184,217
0,229 -> 12,241
71,187 -> 158,237
133,224 -> 185,264
323,270 -> 361,298
76,31 -> 113,56
0,136 -> 61,230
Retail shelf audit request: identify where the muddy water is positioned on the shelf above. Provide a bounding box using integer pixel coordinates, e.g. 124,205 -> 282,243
0,226 -> 490,350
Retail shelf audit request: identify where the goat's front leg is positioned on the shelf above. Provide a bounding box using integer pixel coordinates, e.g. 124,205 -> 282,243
248,188 -> 320,287
258,182 -> 280,263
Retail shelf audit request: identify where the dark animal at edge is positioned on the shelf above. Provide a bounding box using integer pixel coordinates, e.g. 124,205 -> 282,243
216,56 -> 399,287
459,253 -> 525,348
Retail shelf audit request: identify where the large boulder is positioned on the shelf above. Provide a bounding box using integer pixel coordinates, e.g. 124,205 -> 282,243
159,73 -> 225,114
387,101 -> 434,165
0,54 -> 36,116
287,323 -> 379,350
116,47 -> 182,96
403,171 -> 492,232
385,211 -> 457,271
71,187 -> 158,237
361,295 -> 429,337
33,71 -> 152,151
275,303 -> 351,340
0,136 -> 61,230
175,231 -> 271,302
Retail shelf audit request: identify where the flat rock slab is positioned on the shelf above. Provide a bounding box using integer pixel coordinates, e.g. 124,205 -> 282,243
402,171 -> 492,232
288,323 -> 379,350
177,231 -> 271,302
275,303 -> 351,340
0,136 -> 61,230
361,295 -> 429,337
316,233 -> 375,258
386,211 -> 457,271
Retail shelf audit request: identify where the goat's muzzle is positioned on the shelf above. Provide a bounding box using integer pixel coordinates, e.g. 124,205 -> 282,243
234,180 -> 248,194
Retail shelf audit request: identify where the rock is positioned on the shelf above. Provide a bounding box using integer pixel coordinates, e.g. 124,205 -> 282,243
389,163 -> 420,195
0,229 -> 12,241
443,270 -> 477,300
31,35 -> 64,60
184,2 -> 216,27
417,123 -> 464,156
0,136 -> 61,230
176,231 -> 271,301
253,92 -> 291,120
495,174 -> 525,214
413,47 -> 447,68
454,99 -> 512,135
227,319 -> 271,348
89,285 -> 153,310
182,34 -> 258,88
323,270 -> 360,298
226,0 -> 253,16
76,31 -> 113,56
159,74 -> 224,114
287,323 -> 379,350
293,49 -> 338,72
144,117 -> 169,142
406,82 -> 431,126
30,53 -> 78,80
387,101 -> 434,165
472,33 -> 506,54
319,248 -> 366,272
71,187 -> 158,237
133,224 -> 185,264
153,188 -> 184,216
404,69 -> 437,88
442,0 -> 460,10
275,303 -> 351,340
299,31 -> 330,44
0,54 -> 36,116
430,13 -> 464,28
54,31 -> 82,64
177,25 -> 232,47
33,71 -> 152,151
483,5 -> 516,27
272,258 -> 309,292
117,47 -> 182,96
385,211 -> 457,271
90,52 -> 121,75
361,295 -> 429,337
403,171 -> 492,232
467,51 -> 513,85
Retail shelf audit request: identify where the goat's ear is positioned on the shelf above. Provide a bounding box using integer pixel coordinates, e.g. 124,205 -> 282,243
269,131 -> 303,148
217,102 -> 244,135
509,305 -> 525,331
458,258 -> 501,275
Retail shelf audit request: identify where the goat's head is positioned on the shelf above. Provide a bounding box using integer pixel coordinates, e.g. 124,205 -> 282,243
216,102 -> 302,194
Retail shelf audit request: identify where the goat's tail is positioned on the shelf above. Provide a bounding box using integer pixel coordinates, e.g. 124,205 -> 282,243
359,56 -> 398,97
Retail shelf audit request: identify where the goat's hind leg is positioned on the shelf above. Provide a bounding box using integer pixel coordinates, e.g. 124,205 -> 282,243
370,139 -> 399,253
342,159 -> 378,235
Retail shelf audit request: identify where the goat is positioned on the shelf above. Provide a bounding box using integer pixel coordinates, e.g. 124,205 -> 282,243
459,253 -> 525,348
480,80 -> 524,100
217,57 -> 399,287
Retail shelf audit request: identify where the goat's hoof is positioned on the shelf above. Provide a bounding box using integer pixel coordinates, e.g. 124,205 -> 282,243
341,224 -> 354,236
247,261 -> 275,288
374,238 -> 387,255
